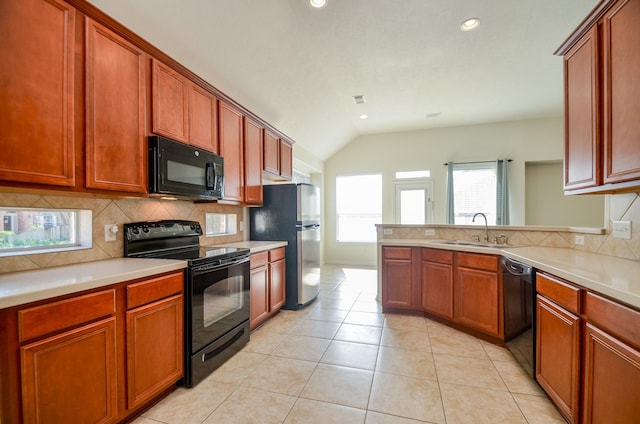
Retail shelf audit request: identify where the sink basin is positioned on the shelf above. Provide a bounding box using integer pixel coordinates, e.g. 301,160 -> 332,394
438,240 -> 504,248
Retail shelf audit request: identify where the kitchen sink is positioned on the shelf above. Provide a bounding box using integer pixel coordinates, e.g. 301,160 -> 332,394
437,240 -> 506,248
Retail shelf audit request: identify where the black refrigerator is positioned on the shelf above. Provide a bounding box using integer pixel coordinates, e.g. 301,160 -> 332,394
250,183 -> 321,310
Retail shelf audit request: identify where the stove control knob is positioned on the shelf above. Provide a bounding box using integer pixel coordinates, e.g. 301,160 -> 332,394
131,226 -> 140,235
142,226 -> 149,234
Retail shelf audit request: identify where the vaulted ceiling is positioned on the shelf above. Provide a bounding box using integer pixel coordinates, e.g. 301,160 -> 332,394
88,0 -> 600,162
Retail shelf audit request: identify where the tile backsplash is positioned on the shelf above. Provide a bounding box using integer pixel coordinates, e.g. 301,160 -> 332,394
0,191 -> 244,274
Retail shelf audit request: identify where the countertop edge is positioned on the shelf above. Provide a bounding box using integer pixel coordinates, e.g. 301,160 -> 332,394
0,259 -> 187,309
213,240 -> 288,253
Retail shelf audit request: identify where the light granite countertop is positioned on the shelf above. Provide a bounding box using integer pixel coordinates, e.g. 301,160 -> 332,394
214,240 -> 288,253
380,239 -> 640,309
0,258 -> 187,309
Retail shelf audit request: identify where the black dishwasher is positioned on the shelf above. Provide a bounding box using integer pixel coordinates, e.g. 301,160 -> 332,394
502,256 -> 536,378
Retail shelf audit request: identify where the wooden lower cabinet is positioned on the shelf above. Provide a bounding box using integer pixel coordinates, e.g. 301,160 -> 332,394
250,253 -> 270,330
421,249 -> 453,319
250,248 -> 286,330
582,323 -> 640,424
3,271 -> 185,423
21,318 -> 118,424
453,252 -> 501,338
382,247 -> 420,311
126,294 -> 183,410
536,295 -> 581,424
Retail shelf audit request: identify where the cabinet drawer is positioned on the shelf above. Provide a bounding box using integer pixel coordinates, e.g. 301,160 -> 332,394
456,252 -> 498,271
585,292 -> 640,349
536,272 -> 582,314
422,248 -> 453,264
251,251 -> 268,269
19,289 -> 116,343
127,271 -> 183,309
268,247 -> 285,262
383,247 -> 412,260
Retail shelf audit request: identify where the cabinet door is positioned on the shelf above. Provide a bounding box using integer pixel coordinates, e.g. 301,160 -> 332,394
454,266 -> 499,336
151,59 -> 189,143
85,19 -> 147,193
382,247 -> 417,310
219,101 -> 244,202
602,0 -> 640,184
0,0 -> 76,187
421,260 -> 453,319
563,26 -> 600,191
126,295 -> 183,410
269,258 -> 286,312
250,265 -> 269,330
21,317 -> 118,424
536,295 -> 581,424
244,117 -> 264,206
263,130 -> 280,175
188,83 -> 218,153
279,140 -> 293,180
582,323 -> 640,424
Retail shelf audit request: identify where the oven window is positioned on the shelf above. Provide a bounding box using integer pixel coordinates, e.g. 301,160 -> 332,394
203,276 -> 244,327
167,159 -> 205,186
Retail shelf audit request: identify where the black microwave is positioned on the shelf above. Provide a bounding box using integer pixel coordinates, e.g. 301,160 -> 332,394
148,135 -> 224,200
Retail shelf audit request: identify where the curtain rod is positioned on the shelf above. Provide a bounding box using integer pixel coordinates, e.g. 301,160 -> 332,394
443,159 -> 513,166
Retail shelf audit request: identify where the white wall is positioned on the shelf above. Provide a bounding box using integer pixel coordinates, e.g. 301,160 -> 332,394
525,161 -> 605,227
323,117 -> 565,266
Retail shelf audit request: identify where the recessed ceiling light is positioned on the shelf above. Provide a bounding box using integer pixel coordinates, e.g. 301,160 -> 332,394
360,114 -> 368,119
310,0 -> 327,8
460,18 -> 480,31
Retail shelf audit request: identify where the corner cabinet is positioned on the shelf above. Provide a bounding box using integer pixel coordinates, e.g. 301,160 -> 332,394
0,0 -> 77,187
85,19 -> 147,194
558,0 -> 640,194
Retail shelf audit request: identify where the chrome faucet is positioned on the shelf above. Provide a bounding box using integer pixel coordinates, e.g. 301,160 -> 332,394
472,212 -> 488,242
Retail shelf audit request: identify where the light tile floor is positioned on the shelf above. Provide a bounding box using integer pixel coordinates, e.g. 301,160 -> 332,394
133,265 -> 566,424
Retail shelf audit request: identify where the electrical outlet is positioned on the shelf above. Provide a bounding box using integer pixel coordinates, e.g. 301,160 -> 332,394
612,220 -> 631,239
104,224 -> 118,242
424,229 -> 436,236
383,228 -> 393,235
575,235 -> 584,246
239,220 -> 245,232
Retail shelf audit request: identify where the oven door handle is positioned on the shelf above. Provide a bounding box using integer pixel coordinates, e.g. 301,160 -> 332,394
191,256 -> 249,275
202,327 -> 246,363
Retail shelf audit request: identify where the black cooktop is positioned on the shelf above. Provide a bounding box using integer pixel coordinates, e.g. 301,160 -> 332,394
123,220 -> 249,263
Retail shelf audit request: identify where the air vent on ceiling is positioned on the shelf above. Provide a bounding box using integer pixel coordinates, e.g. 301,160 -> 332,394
352,95 -> 366,104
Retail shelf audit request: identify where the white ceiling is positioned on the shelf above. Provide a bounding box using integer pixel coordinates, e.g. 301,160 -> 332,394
88,0 -> 599,162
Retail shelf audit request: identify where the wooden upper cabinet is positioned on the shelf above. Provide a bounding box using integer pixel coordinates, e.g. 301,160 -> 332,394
602,0 -> 640,184
151,59 -> 189,143
244,117 -> 263,206
188,83 -> 218,153
559,0 -> 640,193
219,101 -> 244,202
85,18 -> 147,194
0,0 -> 76,187
263,130 -> 280,175
280,140 -> 293,180
563,26 -> 600,191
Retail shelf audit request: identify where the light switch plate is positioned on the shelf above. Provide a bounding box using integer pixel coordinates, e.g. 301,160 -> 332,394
424,229 -> 436,236
383,228 -> 393,235
104,224 -> 118,242
575,235 -> 584,246
612,220 -> 631,239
